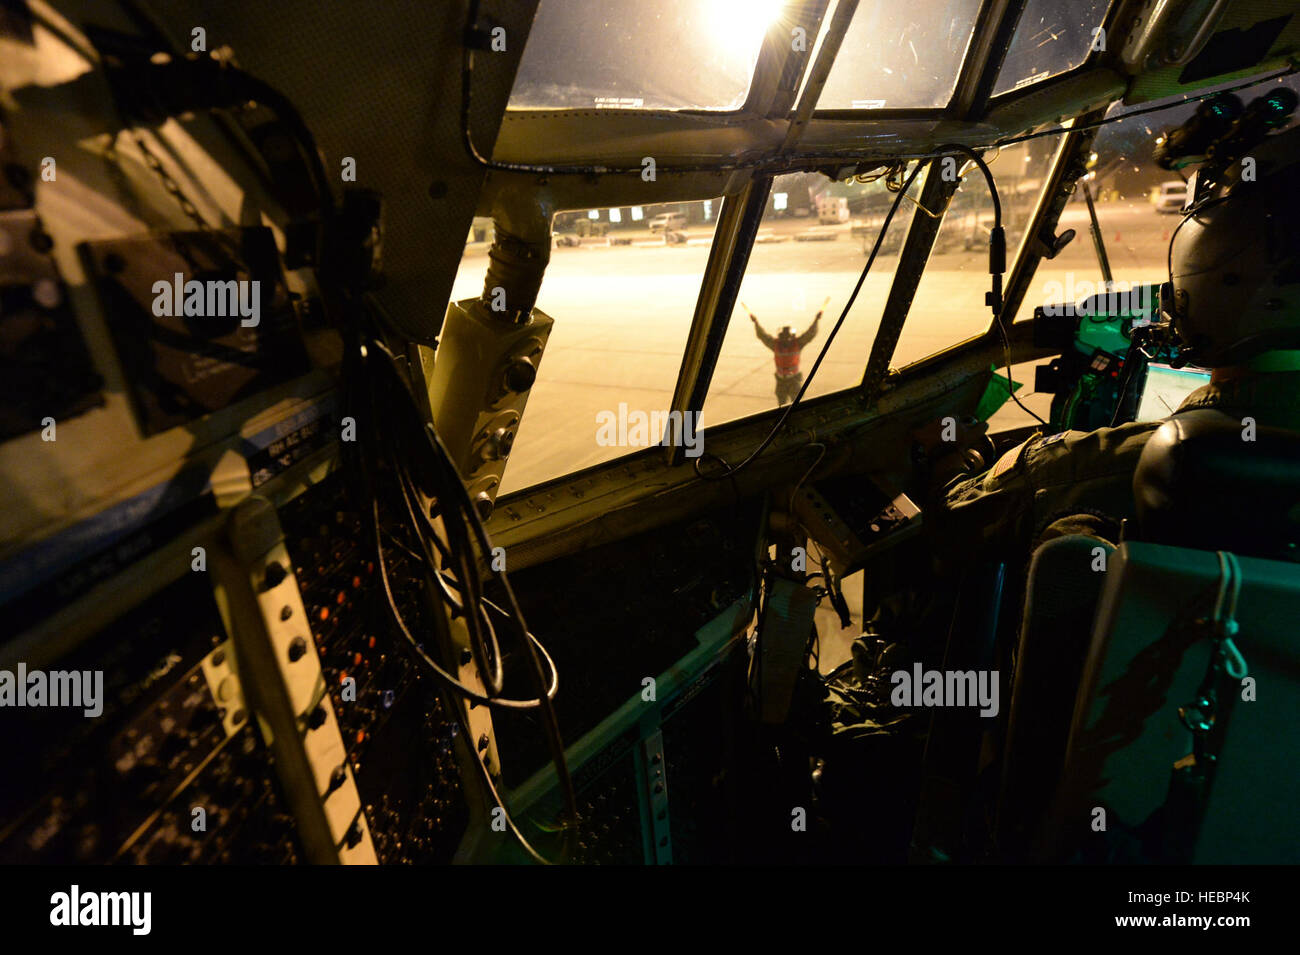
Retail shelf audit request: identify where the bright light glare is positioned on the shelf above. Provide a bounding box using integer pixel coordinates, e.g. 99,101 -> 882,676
705,0 -> 785,59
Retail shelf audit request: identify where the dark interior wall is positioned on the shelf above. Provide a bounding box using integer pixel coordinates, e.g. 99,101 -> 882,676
129,0 -> 540,343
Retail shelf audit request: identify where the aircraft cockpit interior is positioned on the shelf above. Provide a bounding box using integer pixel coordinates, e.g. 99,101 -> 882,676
1,0 -> 1297,905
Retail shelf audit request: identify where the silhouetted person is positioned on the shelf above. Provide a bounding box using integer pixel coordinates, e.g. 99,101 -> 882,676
745,297 -> 828,406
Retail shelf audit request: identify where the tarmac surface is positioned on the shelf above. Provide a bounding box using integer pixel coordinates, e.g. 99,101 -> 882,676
451,198 -> 1174,497
450,198 -> 1175,670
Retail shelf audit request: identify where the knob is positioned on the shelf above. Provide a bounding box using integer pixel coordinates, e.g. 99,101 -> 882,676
503,357 -> 537,393
263,561 -> 287,589
327,764 -> 347,793
478,427 -> 515,463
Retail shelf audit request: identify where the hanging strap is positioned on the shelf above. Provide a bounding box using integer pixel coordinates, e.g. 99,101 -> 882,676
1163,551 -> 1248,861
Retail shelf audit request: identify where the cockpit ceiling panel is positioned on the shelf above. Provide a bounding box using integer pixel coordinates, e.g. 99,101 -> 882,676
1122,0 -> 1300,105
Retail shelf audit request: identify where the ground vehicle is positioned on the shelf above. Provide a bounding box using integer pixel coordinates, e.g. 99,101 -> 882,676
817,195 -> 850,224
3,0 -> 1298,892
648,211 -> 687,232
1151,179 -> 1189,212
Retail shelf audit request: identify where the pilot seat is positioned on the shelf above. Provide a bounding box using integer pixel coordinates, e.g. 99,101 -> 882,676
997,409 -> 1300,863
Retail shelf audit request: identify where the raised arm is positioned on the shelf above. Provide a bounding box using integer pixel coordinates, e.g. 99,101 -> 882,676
796,297 -> 831,347
796,313 -> 821,347
744,302 -> 775,349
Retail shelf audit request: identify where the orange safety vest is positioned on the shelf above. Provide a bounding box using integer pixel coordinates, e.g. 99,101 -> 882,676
774,338 -> 801,376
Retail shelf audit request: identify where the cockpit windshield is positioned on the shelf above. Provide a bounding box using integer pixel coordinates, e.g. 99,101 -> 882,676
992,0 -> 1112,97
508,0 -> 1115,114
508,0 -> 782,110
817,0 -> 982,110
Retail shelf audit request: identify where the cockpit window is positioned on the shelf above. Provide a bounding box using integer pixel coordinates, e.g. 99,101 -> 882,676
992,0 -> 1112,97
894,130 -> 1058,367
507,0 -> 783,111
700,171 -> 915,429
816,0 -> 982,110
451,202 -> 722,494
1015,105 -> 1179,327
1014,73 -> 1300,326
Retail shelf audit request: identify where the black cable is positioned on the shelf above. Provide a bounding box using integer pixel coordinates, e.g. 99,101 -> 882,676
697,138 -> 1031,477
434,638 -> 557,865
403,426 -> 503,695
993,315 -> 1048,425
357,330 -> 580,851
370,498 -> 558,708
416,417 -> 580,838
696,159 -> 926,481
366,338 -> 501,695
932,143 -> 1048,427
363,424 -> 570,866
934,143 -> 1002,226
358,339 -> 562,709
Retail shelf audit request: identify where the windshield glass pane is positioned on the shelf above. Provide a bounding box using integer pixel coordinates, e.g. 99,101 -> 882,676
701,170 -> 916,427
998,75 -> 1300,428
895,130 -> 1059,365
993,0 -> 1111,96
1021,74 -> 1300,320
817,0 -> 982,110
450,202 -> 721,494
508,0 -> 786,111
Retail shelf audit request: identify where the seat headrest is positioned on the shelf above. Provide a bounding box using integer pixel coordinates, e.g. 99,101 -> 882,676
1134,409 -> 1300,560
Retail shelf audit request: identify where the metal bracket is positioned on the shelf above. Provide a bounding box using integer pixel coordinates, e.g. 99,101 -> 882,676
639,730 -> 672,865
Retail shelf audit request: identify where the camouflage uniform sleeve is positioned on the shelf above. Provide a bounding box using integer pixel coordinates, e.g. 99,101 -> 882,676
932,421 -> 1163,567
